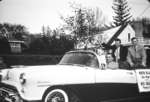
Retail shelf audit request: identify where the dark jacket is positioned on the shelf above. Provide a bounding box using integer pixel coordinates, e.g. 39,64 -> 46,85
102,43 -> 128,61
111,45 -> 128,62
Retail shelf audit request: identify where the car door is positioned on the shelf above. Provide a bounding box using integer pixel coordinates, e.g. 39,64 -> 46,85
95,69 -> 138,101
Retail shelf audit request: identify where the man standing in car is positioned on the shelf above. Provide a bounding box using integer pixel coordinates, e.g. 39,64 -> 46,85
110,38 -> 129,69
102,38 -> 129,69
127,37 -> 147,69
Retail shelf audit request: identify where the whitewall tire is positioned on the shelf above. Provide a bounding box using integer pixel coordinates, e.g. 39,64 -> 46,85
44,89 -> 69,102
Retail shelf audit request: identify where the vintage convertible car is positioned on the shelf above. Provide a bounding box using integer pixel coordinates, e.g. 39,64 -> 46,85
0,50 -> 150,102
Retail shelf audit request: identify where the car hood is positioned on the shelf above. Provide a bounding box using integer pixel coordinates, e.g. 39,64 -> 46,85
10,64 -> 92,74
1,64 -> 95,85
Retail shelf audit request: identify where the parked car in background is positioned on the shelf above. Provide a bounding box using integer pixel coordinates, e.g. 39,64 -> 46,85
0,50 -> 150,102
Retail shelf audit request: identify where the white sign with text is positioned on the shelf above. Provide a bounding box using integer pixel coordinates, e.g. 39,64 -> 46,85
136,69 -> 150,92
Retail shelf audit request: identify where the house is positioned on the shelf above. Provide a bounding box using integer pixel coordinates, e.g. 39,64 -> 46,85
131,20 -> 150,47
95,24 -> 135,46
9,40 -> 25,53
76,24 -> 135,49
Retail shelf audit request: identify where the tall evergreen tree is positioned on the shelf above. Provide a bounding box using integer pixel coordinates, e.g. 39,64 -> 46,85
75,8 -> 88,40
112,0 -> 132,26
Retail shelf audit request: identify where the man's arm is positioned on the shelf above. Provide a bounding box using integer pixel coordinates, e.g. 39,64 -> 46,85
127,48 -> 134,67
141,46 -> 147,66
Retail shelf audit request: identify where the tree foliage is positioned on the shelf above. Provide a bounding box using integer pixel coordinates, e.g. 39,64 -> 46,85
49,35 -> 74,55
112,0 -> 132,26
131,18 -> 150,38
0,23 -> 29,41
0,36 -> 11,54
61,7 -> 88,42
61,5 -> 104,48
27,28 -> 75,55
139,18 -> 150,38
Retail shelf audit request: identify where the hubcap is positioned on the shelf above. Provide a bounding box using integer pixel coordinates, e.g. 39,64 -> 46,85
47,92 -> 65,102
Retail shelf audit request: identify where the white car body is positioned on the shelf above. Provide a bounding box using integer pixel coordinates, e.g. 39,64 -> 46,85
0,50 -> 150,102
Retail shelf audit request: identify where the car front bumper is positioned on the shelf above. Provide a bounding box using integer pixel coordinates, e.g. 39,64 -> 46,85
0,86 -> 22,102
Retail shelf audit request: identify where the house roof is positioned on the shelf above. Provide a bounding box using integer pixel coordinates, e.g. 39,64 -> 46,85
76,24 -> 134,49
94,24 -> 134,45
98,25 -> 121,43
8,40 -> 24,43
107,24 -> 128,45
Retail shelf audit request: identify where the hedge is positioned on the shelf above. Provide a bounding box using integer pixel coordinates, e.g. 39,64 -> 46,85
0,55 -> 62,66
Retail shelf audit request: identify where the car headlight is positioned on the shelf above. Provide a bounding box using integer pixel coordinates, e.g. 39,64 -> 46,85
19,73 -> 26,85
0,69 -> 9,80
0,70 -> 2,81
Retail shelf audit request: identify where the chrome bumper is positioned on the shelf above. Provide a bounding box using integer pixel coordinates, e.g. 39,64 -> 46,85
0,87 -> 23,102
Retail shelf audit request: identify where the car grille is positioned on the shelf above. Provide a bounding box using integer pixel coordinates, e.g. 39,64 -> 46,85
0,83 -> 20,102
0,75 -> 1,82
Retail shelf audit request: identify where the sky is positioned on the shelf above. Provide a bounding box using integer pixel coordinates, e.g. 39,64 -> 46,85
0,0 -> 150,33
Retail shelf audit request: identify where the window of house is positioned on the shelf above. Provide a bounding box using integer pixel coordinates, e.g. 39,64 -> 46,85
128,33 -> 130,42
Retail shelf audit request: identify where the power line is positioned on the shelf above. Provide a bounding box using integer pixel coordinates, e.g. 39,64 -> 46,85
129,0 -> 149,5
138,5 -> 150,17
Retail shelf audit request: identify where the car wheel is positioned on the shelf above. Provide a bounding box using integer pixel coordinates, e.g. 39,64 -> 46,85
44,89 -> 69,102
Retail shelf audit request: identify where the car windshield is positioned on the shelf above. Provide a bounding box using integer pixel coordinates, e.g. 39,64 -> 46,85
59,52 -> 99,68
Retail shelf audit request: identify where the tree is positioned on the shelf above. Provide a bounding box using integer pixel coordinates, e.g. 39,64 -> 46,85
48,28 -> 74,54
0,36 -> 11,54
131,18 -> 150,38
27,28 -> 75,55
141,18 -> 150,38
61,4 -> 104,48
61,7 -> 88,42
112,0 -> 132,26
75,8 -> 88,40
0,23 -> 29,41
12,24 -> 29,40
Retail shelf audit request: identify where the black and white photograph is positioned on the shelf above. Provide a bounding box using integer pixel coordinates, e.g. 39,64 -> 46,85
0,0 -> 150,102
